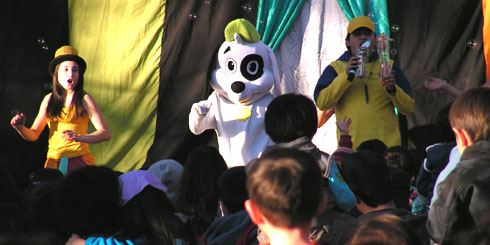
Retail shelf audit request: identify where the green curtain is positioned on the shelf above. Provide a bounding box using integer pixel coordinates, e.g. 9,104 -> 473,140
68,0 -> 165,172
336,0 -> 390,37
256,0 -> 306,50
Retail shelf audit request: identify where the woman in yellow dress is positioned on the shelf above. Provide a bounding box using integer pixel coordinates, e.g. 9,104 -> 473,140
10,46 -> 110,173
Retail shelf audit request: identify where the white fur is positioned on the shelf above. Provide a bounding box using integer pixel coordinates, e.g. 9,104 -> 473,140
189,35 -> 281,167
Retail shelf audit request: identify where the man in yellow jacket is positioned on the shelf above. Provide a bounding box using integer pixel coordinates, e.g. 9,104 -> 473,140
314,16 -> 414,149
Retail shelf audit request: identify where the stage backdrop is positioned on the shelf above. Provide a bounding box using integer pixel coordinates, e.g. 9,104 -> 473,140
0,0 -> 486,188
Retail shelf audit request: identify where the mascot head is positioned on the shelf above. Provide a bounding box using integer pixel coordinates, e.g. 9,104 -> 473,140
212,19 -> 281,105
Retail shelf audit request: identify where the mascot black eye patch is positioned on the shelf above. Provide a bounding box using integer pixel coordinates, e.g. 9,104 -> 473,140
240,54 -> 263,81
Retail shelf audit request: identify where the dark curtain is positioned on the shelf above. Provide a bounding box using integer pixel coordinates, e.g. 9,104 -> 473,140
0,0 -> 69,189
387,0 -> 485,156
143,0 -> 258,167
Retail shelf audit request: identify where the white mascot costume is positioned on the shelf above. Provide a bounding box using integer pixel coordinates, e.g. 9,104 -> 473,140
189,19 -> 282,167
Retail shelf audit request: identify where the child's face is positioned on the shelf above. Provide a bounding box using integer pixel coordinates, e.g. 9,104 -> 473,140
58,61 -> 79,91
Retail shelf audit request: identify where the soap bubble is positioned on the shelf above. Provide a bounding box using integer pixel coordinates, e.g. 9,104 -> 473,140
11,109 -> 20,116
390,49 -> 398,56
204,0 -> 211,4
391,24 -> 400,32
37,37 -> 46,45
44,82 -> 53,91
462,78 -> 469,84
188,13 -> 197,20
242,4 -> 252,12
466,39 -> 478,48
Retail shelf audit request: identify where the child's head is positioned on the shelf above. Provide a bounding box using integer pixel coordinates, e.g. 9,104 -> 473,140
265,93 -> 318,143
349,214 -> 422,245
383,145 -> 416,177
174,145 -> 228,217
449,87 -> 490,143
217,166 -> 248,214
49,46 -> 86,94
356,139 -> 387,155
341,151 -> 393,208
245,148 -> 322,228
55,166 -> 120,237
147,159 -> 184,202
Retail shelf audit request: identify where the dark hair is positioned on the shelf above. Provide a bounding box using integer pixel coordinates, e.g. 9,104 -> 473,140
46,63 -> 88,120
357,139 -> 387,155
217,166 -> 248,214
384,145 -> 416,177
436,102 -> 456,142
265,93 -> 318,143
29,168 -> 63,185
341,151 -> 393,207
116,186 -> 196,245
247,148 -> 322,228
346,33 -> 351,52
55,166 -> 120,237
349,214 -> 422,245
0,166 -> 24,209
23,180 -> 62,233
449,87 -> 490,142
174,145 -> 228,235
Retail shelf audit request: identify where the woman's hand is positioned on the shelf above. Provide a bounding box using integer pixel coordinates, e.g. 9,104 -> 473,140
62,130 -> 79,142
10,113 -> 26,130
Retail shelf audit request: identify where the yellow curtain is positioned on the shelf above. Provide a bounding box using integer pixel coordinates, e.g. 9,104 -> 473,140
68,0 -> 165,172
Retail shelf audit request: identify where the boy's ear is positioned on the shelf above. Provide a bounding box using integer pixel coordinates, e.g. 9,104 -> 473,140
245,199 -> 264,225
452,127 -> 474,154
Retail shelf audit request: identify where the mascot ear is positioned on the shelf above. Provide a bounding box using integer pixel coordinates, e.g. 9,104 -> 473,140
234,33 -> 245,45
265,44 -> 282,96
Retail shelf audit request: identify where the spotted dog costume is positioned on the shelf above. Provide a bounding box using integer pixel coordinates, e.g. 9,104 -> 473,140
189,19 -> 282,167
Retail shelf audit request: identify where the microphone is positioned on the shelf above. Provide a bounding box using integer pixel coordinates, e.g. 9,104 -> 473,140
347,69 -> 355,81
348,40 -> 371,81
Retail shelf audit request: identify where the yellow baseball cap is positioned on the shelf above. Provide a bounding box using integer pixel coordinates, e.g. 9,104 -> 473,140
347,16 -> 375,34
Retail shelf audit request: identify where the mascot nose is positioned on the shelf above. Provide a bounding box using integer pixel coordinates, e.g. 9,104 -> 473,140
231,81 -> 245,93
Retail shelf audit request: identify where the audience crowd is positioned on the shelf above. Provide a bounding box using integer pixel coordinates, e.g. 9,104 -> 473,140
1,87 -> 489,245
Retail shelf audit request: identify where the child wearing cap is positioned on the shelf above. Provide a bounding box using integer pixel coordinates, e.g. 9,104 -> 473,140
313,15 -> 414,150
10,45 -> 110,173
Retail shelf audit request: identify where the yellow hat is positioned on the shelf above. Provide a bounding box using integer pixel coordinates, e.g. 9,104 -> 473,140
347,16 -> 375,34
48,46 -> 87,76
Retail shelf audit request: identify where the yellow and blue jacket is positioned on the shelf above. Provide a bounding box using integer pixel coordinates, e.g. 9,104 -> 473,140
314,51 -> 414,149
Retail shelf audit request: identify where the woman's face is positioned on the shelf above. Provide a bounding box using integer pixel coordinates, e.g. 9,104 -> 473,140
57,61 -> 79,91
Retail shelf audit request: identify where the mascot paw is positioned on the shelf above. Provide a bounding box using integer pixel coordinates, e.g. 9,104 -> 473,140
192,101 -> 210,116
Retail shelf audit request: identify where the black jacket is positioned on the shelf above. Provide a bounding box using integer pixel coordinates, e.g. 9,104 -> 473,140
427,140 -> 490,244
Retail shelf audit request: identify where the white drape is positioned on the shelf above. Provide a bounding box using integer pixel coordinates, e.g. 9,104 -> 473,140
274,0 -> 349,154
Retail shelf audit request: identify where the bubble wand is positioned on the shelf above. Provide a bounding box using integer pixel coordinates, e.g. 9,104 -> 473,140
377,33 -> 393,86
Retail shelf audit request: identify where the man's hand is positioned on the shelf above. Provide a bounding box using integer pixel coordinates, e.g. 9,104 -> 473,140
380,70 -> 396,94
346,56 -> 360,75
